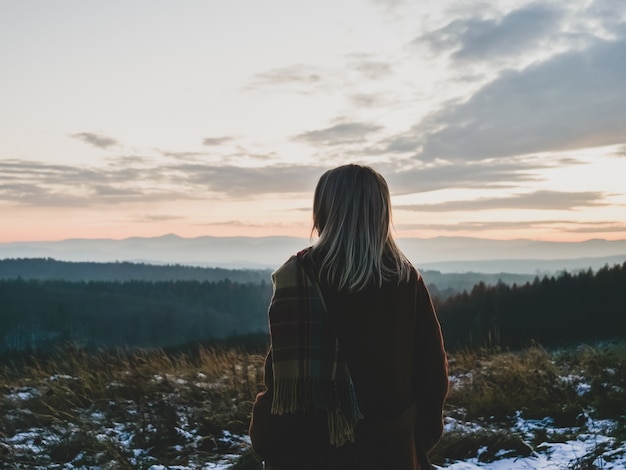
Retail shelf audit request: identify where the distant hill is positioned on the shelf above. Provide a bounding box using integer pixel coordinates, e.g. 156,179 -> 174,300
398,238 -> 626,273
0,258 -> 539,299
0,234 -> 305,269
1,234 -> 626,273
421,270 -> 536,298
7,258 -> 626,302
420,255 -> 626,275
0,258 -> 271,284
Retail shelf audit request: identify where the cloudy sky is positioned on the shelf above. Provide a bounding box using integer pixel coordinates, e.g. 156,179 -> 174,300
2,0 -> 626,243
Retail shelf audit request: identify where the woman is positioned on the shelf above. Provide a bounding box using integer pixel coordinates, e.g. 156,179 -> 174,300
249,164 -> 448,469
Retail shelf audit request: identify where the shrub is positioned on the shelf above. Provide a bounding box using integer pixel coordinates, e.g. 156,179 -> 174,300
575,343 -> 626,419
431,428 -> 533,465
447,344 -> 581,422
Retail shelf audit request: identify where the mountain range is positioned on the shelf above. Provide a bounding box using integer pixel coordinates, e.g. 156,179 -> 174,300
2,234 -> 626,273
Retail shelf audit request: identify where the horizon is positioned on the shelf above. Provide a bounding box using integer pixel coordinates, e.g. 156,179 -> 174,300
3,232 -> 626,244
2,1 -> 626,243
2,234 -> 626,275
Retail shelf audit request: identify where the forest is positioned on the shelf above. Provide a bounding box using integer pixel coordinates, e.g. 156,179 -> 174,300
0,258 -> 624,357
438,262 -> 626,349
0,277 -> 272,355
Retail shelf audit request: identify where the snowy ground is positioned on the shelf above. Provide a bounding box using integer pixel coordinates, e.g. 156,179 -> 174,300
4,386 -> 624,470
438,413 -> 626,469
2,349 -> 625,469
1,376 -> 253,469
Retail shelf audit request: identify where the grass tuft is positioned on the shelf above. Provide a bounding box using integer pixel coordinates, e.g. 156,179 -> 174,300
447,344 -> 582,422
430,428 -> 533,464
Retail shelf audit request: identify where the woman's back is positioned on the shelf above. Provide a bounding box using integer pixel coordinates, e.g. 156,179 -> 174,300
249,165 -> 448,469
311,255 -> 420,421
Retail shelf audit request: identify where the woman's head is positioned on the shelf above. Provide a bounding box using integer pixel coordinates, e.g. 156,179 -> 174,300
313,164 -> 391,242
311,164 -> 411,291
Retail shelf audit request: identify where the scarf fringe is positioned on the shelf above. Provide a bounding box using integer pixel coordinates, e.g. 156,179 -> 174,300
328,409 -> 362,446
272,377 -> 363,447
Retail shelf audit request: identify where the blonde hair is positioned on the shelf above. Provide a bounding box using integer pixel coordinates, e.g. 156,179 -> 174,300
311,164 -> 412,291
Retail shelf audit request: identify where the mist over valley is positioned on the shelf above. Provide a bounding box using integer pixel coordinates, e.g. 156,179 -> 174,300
2,234 -> 626,274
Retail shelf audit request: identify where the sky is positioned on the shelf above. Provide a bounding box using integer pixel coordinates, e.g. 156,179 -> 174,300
1,0 -> 626,243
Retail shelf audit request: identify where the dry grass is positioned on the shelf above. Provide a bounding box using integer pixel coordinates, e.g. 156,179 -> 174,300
447,343 -> 583,423
557,342 -> 626,419
430,427 -> 533,464
1,342 -> 625,468
0,344 -> 265,468
432,342 -> 626,467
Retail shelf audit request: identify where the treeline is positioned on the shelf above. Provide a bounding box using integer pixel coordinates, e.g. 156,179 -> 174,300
1,261 -> 624,357
0,278 -> 272,355
0,258 -> 541,300
0,258 -> 272,284
437,262 -> 626,350
423,270 -> 534,300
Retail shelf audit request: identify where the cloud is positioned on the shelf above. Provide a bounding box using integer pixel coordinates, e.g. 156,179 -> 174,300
396,37 -> 626,161
369,0 -> 405,8
417,3 -> 563,61
567,222 -> 626,233
160,151 -> 211,160
0,159 -> 182,207
398,190 -> 609,212
0,155 -> 595,207
92,185 -> 143,198
71,132 -> 118,149
201,219 -> 304,229
0,156 -> 542,206
255,64 -> 323,84
247,54 -> 394,96
294,122 -> 383,146
108,155 -> 150,165
168,163 -> 322,196
585,0 -> 626,37
160,146 -> 275,163
349,93 -> 391,108
381,159 -> 541,194
246,64 -> 330,94
345,54 -> 394,80
0,157 -> 324,206
222,147 -> 277,162
614,146 -> 626,158
397,219 -> 626,233
202,136 -> 234,146
0,182 -> 51,204
136,214 -> 186,223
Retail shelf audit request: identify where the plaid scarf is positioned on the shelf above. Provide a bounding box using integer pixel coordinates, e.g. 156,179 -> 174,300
269,250 -> 363,446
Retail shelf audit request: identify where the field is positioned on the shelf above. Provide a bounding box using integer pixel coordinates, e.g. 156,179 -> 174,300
1,342 -> 625,469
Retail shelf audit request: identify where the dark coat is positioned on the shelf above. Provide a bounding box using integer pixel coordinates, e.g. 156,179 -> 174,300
249,256 -> 449,470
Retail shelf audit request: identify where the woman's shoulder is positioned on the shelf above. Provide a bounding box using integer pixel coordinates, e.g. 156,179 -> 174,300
271,247 -> 314,284
271,255 -> 297,284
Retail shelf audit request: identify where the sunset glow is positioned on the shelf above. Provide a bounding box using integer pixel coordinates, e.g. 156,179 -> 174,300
2,0 -> 626,243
